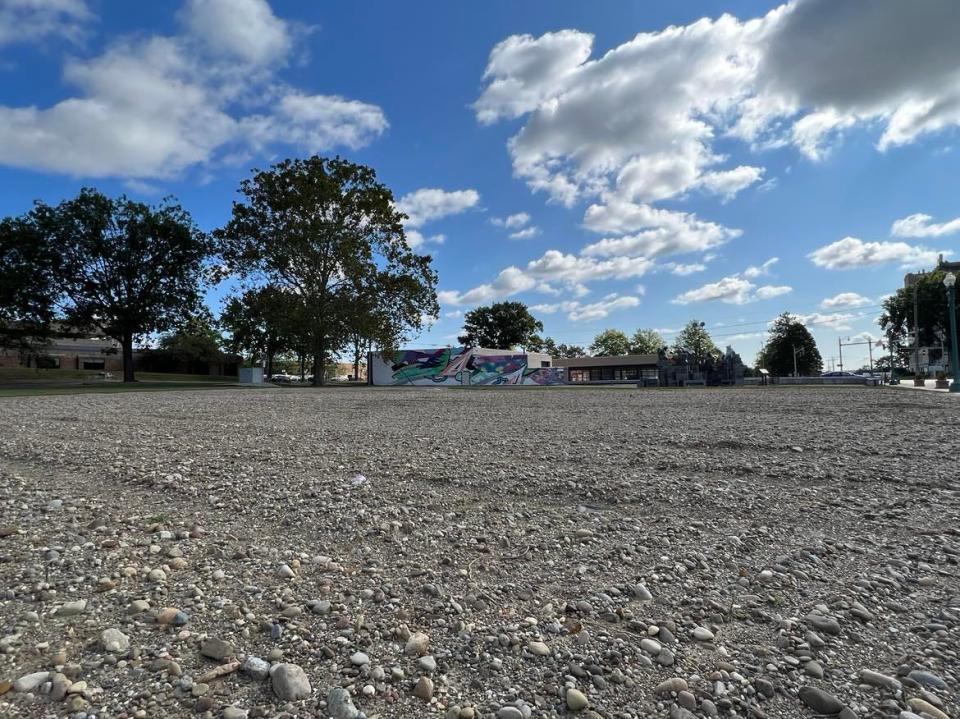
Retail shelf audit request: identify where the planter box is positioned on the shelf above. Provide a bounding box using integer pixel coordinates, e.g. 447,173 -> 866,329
914,378 -> 926,386
935,379 -> 950,389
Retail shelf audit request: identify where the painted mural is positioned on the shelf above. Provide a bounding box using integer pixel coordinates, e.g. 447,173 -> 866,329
370,347 -> 565,386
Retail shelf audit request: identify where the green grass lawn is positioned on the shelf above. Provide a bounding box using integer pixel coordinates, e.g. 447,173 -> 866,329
0,381 -> 254,398
0,367 -> 242,397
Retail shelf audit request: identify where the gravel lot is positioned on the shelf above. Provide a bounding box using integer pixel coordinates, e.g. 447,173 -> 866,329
0,385 -> 958,719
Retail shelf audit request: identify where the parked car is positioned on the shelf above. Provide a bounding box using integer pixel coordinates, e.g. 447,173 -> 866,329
821,371 -> 858,377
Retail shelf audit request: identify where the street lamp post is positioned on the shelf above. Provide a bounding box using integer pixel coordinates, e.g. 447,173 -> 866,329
945,272 -> 960,393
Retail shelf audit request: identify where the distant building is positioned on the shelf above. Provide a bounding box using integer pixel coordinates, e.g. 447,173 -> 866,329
556,347 -> 744,386
0,326 -> 122,372
902,254 -> 958,374
369,346 -> 560,386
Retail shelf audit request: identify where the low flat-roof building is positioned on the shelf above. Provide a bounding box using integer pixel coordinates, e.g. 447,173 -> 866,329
554,354 -> 660,385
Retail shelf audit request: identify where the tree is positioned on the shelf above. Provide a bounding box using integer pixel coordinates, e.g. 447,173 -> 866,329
158,312 -> 223,367
458,301 -> 543,349
630,328 -> 665,354
0,216 -> 59,353
217,156 -> 437,386
590,329 -> 631,356
221,285 -> 302,377
673,320 -> 720,365
30,189 -> 208,382
880,267 -> 953,359
555,343 -> 587,358
758,313 -> 823,376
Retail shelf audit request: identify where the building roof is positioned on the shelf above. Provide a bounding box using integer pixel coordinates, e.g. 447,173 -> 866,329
553,354 -> 659,368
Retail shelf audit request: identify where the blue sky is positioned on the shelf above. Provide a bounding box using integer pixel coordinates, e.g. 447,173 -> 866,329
2,0 -> 959,369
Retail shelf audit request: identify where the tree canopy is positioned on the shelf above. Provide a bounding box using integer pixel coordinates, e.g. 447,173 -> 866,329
630,328 -> 665,354
0,215 -> 59,352
10,189 -> 209,381
458,301 -> 543,350
589,329 -> 631,356
673,320 -> 721,364
880,267 -> 954,352
216,155 -> 438,384
757,313 -> 823,376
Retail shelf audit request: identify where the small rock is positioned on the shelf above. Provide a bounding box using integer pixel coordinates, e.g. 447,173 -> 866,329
56,600 -> 87,617
14,671 -> 50,693
100,628 -> 130,654
270,663 -> 311,701
327,687 -> 360,719
798,686 -> 845,714
413,676 -> 434,700
693,626 -> 714,641
656,677 -> 688,695
405,631 -> 430,656
350,651 -> 370,666
527,641 -> 550,656
566,688 -> 589,711
242,656 -> 270,681
200,637 -> 233,661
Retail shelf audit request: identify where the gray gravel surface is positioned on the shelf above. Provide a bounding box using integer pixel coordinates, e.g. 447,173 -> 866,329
0,385 -> 958,719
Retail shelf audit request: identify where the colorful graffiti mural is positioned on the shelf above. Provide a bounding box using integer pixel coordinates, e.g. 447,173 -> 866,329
370,347 -> 565,386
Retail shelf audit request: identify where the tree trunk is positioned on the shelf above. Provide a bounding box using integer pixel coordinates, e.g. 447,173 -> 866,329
122,331 -> 135,382
314,333 -> 326,387
266,351 -> 274,379
298,352 -> 305,381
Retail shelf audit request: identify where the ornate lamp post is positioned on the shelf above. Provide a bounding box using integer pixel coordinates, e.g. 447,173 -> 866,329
945,272 -> 959,393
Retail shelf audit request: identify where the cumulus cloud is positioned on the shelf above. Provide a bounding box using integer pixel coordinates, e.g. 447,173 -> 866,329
891,213 -> 960,238
491,212 -> 531,229
531,294 -> 641,322
672,258 -> 791,304
0,0 -> 92,46
439,250 -> 653,306
396,188 -> 480,228
582,200 -> 740,258
662,262 -> 707,276
821,292 -> 872,309
509,226 -> 540,240
0,0 -> 387,179
793,311 -> 858,331
477,0 -> 960,235
808,237 -> 944,270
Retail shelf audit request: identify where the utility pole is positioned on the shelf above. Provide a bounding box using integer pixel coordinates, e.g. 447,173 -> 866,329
868,340 -> 874,375
838,337 -> 843,372
913,279 -> 920,374
792,344 -> 800,377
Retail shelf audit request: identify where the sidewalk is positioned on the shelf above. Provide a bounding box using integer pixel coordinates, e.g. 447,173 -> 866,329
889,379 -> 960,394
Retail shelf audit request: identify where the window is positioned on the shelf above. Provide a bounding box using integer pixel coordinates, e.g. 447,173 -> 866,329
82,359 -> 105,370
36,356 -> 60,369
601,367 -> 614,381
624,367 -> 639,380
541,360 -> 551,368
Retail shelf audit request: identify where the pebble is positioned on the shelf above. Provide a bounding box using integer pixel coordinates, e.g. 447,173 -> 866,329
14,671 -> 50,693
566,688 -> 589,711
56,600 -> 87,617
798,686 -> 845,714
100,628 -> 130,653
413,675 -> 434,700
327,687 -> 360,719
200,637 -> 234,661
405,631 -> 430,656
242,656 -> 270,680
270,663 -> 311,700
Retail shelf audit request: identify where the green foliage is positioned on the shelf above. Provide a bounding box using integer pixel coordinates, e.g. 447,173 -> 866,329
590,329 -> 631,356
880,268 -> 953,350
0,216 -> 59,352
220,285 -> 306,375
630,328 -> 665,354
216,155 -> 438,385
158,312 -> 223,366
673,320 -> 721,364
24,189 -> 208,381
757,313 -> 823,376
555,343 -> 587,358
458,301 -> 543,349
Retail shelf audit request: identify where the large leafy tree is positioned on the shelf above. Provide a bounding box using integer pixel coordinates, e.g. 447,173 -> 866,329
673,320 -> 721,365
880,267 -> 953,355
458,301 -> 543,349
630,328 -> 665,354
757,312 -> 823,376
555,343 -> 587,358
221,285 -> 302,377
31,189 -> 208,382
0,216 -> 59,353
590,329 -> 631,356
217,156 -> 437,385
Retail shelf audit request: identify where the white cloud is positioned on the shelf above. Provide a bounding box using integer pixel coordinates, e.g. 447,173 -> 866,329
509,226 -> 540,240
808,236 -> 944,270
532,294 -> 641,322
0,0 -> 92,46
582,200 -> 740,258
405,231 -> 445,250
0,0 -> 387,179
743,257 -> 778,279
672,257 -> 790,304
439,249 -> 653,306
698,165 -> 765,201
477,1 -> 960,235
492,212 -> 531,229
396,188 -> 480,228
821,292 -> 872,309
793,311 -> 858,331
179,0 -> 292,65
663,262 -> 707,276
754,284 -> 792,300
891,213 -> 960,238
